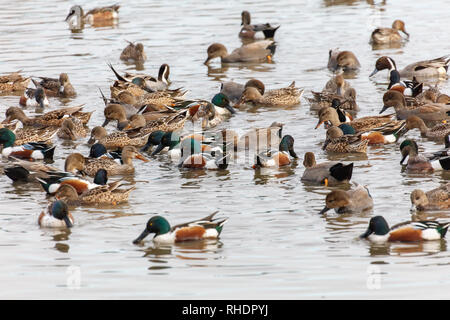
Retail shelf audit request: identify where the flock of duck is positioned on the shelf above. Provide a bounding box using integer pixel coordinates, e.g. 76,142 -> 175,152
1,4 -> 450,245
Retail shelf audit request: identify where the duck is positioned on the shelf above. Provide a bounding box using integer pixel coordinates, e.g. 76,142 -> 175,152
327,49 -> 361,72
110,63 -> 171,92
370,20 -> 409,45
12,125 -> 59,146
38,200 -> 74,228
37,168 -> 108,195
36,73 -> 76,98
399,139 -> 450,172
3,106 -> 92,128
145,131 -> 210,159
132,212 -> 228,244
360,216 -> 450,242
19,86 -> 49,108
322,126 -> 368,153
301,152 -> 353,186
57,117 -> 88,141
0,128 -> 55,161
369,55 -> 450,80
204,40 -> 276,64
381,90 -> 450,122
4,160 -> 61,183
239,10 -> 280,39
253,135 -> 298,168
65,146 -> 149,177
65,4 -> 119,29
88,143 -> 122,164
410,183 -> 450,212
177,138 -> 229,170
238,81 -> 303,107
220,78 -> 265,104
187,93 -> 236,129
0,70 -> 30,93
405,115 -> 450,139
387,70 -> 423,97
87,126 -> 149,149
319,182 -> 373,214
120,41 -> 147,63
55,182 -> 135,206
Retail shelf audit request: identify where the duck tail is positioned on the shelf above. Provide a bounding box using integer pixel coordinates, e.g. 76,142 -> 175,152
262,25 -> 280,39
98,88 -> 109,106
4,166 -> 31,182
329,162 -> 353,182
107,62 -> 127,82
215,217 -> 228,235
43,145 -> 56,160
266,42 -> 277,56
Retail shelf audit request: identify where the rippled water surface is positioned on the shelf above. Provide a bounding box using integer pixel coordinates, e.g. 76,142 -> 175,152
1,0 -> 450,299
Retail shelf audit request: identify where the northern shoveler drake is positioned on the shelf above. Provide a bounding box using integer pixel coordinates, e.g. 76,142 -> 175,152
322,126 -> 368,153
319,182 -> 373,214
253,135 -> 298,168
238,81 -> 303,107
381,90 -> 450,122
19,86 -> 49,108
37,168 -> 108,195
370,20 -> 409,45
55,181 -> 135,206
65,146 -> 149,177
57,117 -> 87,140
410,183 -> 450,212
3,106 -> 91,128
11,125 -> 58,146
177,138 -> 229,170
132,212 -> 228,244
88,126 -> 149,149
187,93 -> 236,129
0,70 -> 30,93
301,151 -> 353,186
120,41 -> 147,64
360,216 -> 450,242
119,64 -> 171,92
327,49 -> 361,73
0,128 -> 55,161
370,55 -> 450,80
38,200 -> 74,228
239,10 -> 280,39
405,115 -> 450,139
399,139 -> 450,172
65,4 -> 119,29
37,73 -> 76,98
204,40 -> 276,65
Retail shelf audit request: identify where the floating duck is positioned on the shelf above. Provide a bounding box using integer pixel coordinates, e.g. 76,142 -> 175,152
38,200 -> 74,228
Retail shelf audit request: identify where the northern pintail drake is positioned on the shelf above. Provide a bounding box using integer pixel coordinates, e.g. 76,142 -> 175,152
38,200 -> 74,228
65,146 -> 149,177
55,181 -> 135,206
253,135 -> 298,168
3,106 -> 91,128
405,115 -> 450,139
301,152 -> 353,186
233,121 -> 284,152
238,81 -> 303,107
370,20 -> 409,45
309,88 -> 358,112
220,78 -> 265,104
88,126 -> 149,149
0,128 -> 55,161
381,90 -> 450,122
319,182 -> 373,214
120,41 -> 147,63
410,183 -> 450,212
204,40 -> 276,64
133,212 -> 228,244
327,49 -> 361,72
322,126 -> 368,153
239,10 -> 280,39
37,73 -> 76,98
57,117 -> 87,140
65,4 -> 119,29
360,216 -> 450,242
108,63 -> 171,92
399,139 -> 450,172
370,55 -> 450,80
0,71 -> 30,93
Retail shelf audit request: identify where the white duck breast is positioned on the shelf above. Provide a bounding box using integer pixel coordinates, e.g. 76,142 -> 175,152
39,215 -> 73,228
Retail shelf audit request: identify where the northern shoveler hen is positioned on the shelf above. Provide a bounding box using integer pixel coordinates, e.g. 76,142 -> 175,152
38,200 -> 74,228
0,128 -> 55,161
65,4 -> 119,29
301,152 -> 353,186
238,81 -> 303,107
65,146 -> 148,176
133,212 -> 228,244
410,183 -> 450,212
88,126 -> 149,149
120,41 -> 147,64
253,135 -> 298,168
370,20 -> 409,45
204,40 -> 276,64
327,49 -> 361,72
360,216 -> 450,242
319,182 -> 373,214
0,70 -> 30,93
57,117 -> 88,140
239,10 -> 280,39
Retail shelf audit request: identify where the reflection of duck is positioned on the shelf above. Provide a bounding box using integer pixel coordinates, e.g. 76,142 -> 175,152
204,40 -> 276,64
360,216 -> 450,242
328,49 -> 360,72
0,71 -> 30,93
238,82 -> 303,107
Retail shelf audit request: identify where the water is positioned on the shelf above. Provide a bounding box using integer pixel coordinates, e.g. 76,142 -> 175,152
1,0 -> 450,299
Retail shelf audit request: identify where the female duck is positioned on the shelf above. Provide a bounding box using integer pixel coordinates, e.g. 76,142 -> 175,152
238,82 -> 303,107
410,183 -> 450,212
405,115 -> 450,139
360,216 -> 449,242
319,182 -> 373,214
204,40 -> 276,64
133,212 -> 227,244
38,200 -> 74,228
322,126 -> 368,154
